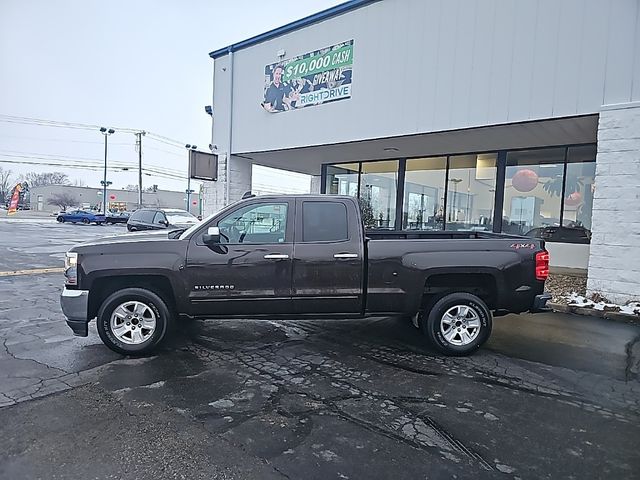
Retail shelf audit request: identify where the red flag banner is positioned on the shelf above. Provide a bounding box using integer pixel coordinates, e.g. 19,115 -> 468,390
7,183 -> 22,216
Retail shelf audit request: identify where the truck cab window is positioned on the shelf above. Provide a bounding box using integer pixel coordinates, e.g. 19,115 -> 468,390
217,203 -> 288,244
302,202 -> 348,242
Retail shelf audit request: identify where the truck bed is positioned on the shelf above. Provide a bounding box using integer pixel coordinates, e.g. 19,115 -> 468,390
365,230 -> 529,241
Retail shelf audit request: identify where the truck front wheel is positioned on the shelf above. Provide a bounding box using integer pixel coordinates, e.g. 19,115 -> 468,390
421,292 -> 492,356
97,288 -> 172,355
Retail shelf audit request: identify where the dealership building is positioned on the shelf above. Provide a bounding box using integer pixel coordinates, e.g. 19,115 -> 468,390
203,0 -> 640,303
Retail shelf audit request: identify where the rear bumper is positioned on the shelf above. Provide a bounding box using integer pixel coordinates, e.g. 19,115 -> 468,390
531,293 -> 552,312
60,288 -> 89,337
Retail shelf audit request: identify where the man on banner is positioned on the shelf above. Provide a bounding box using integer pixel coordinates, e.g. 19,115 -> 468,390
7,183 -> 22,216
262,65 -> 297,112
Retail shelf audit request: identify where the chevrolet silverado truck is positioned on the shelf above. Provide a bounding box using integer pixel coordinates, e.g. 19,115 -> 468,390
61,195 -> 550,356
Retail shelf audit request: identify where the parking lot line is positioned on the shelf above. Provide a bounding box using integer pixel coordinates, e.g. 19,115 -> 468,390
0,267 -> 65,277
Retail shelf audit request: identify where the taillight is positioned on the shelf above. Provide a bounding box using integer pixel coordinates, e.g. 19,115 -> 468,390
535,251 -> 549,281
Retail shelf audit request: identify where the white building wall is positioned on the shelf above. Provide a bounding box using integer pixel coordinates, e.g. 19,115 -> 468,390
587,103 -> 640,304
204,53 -> 253,215
547,243 -> 590,271
212,0 -> 639,155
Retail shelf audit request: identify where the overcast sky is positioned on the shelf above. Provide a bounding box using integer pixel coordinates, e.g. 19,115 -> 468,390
0,0 -> 343,193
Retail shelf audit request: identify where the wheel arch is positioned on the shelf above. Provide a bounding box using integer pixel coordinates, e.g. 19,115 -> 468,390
88,274 -> 176,320
421,268 -> 500,311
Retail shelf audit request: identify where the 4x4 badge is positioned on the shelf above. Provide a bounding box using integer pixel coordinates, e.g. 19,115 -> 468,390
510,243 -> 535,250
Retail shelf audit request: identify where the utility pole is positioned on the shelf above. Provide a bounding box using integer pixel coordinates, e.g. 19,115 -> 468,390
135,131 -> 146,208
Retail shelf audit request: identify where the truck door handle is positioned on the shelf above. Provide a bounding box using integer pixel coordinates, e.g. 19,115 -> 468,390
334,253 -> 358,259
264,254 -> 290,260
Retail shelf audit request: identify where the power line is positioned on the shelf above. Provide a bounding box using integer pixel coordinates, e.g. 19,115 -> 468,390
0,114 -> 188,147
0,150 -> 186,176
145,135 -> 185,150
145,145 -> 184,157
0,114 -> 136,133
0,157 -> 187,181
0,133 -> 134,146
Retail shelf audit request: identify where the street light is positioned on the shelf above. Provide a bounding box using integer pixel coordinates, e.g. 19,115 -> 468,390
185,144 -> 197,213
99,127 -> 115,214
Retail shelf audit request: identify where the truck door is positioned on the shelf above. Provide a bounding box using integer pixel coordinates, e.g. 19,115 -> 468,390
185,200 -> 293,315
292,199 -> 364,314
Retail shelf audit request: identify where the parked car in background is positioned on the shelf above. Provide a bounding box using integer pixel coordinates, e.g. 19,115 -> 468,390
105,211 -> 130,224
56,210 -> 106,225
525,225 -> 591,244
126,208 -> 199,232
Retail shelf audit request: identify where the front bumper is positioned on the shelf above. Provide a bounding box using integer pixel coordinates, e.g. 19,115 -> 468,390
531,293 -> 552,312
60,287 -> 89,337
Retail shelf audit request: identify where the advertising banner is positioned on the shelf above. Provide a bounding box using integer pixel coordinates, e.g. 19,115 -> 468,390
7,183 -> 21,216
262,40 -> 353,113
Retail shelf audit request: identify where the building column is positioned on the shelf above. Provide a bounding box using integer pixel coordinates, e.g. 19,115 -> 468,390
586,102 -> 640,304
202,155 -> 252,216
310,175 -> 322,194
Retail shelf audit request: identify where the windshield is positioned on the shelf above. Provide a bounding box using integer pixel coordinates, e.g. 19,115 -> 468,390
166,211 -> 198,224
178,212 -> 217,240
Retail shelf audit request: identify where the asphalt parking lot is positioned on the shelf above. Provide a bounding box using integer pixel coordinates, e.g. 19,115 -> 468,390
0,218 -> 639,479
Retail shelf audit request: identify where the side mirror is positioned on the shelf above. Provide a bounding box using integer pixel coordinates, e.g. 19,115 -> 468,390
203,226 -> 221,244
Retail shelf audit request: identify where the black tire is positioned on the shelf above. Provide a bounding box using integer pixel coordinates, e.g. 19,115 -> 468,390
421,292 -> 492,356
82,218 -> 90,224
127,224 -> 135,232
97,287 -> 172,356
57,216 -> 64,223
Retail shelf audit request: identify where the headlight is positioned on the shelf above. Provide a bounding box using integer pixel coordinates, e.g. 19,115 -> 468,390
65,252 -> 77,269
64,252 -> 78,285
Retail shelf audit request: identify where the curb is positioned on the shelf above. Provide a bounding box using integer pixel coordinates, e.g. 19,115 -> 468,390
548,302 -> 640,326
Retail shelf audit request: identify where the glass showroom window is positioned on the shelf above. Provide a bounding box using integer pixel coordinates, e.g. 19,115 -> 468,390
503,148 -> 565,235
359,160 -> 399,229
403,157 -> 447,230
325,163 -> 359,196
446,153 -> 497,231
563,145 -> 596,232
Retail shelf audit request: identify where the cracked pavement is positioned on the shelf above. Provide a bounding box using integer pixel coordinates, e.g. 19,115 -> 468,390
0,220 -> 639,479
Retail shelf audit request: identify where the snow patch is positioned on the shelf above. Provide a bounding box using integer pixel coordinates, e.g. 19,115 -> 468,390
565,293 -> 640,315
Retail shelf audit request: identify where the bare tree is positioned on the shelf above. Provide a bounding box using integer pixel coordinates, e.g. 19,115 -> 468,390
22,171 -> 70,187
73,178 -> 87,187
0,166 -> 15,204
47,192 -> 78,210
125,184 -> 156,192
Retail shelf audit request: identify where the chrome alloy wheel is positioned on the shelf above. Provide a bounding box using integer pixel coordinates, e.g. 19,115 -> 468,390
440,305 -> 481,346
110,301 -> 157,345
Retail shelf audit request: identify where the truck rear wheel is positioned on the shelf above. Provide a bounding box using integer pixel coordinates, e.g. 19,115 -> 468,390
97,288 -> 172,355
421,292 -> 492,356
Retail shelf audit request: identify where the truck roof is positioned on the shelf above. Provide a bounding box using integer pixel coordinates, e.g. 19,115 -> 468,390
243,194 -> 355,201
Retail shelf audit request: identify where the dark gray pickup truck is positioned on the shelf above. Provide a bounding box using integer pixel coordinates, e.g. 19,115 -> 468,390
61,195 -> 550,356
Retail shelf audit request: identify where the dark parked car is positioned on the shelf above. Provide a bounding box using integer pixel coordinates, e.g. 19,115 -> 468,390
126,208 -> 199,232
56,210 -> 105,225
105,211 -> 130,224
525,225 -> 591,244
61,195 -> 550,356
